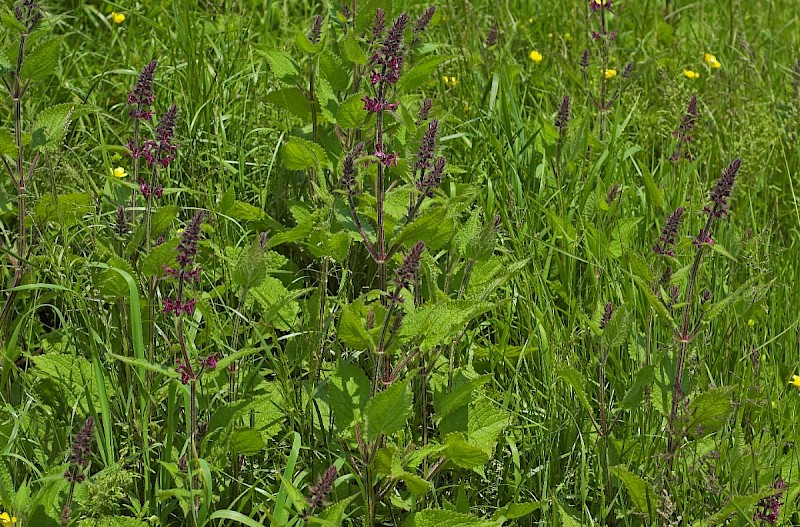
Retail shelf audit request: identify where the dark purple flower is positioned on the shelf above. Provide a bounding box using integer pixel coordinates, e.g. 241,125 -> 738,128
414,6 -> 435,34
175,358 -> 192,384
68,417 -> 95,469
485,20 -> 498,48
754,478 -> 787,525
418,98 -> 433,123
653,207 -> 684,257
394,241 -> 425,291
115,205 -> 128,236
341,143 -> 364,194
415,119 -> 439,173
309,15 -> 323,44
705,158 -> 741,218
693,228 -> 714,247
555,95 -> 571,132
362,96 -> 398,113
580,49 -> 590,70
419,156 -> 445,197
307,465 -> 338,509
200,353 -> 218,370
671,95 -> 698,161
600,302 -> 613,329
370,8 -> 386,42
128,60 -> 158,121
374,143 -> 398,167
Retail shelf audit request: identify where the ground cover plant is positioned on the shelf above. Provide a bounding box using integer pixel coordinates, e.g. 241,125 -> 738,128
0,0 -> 799,525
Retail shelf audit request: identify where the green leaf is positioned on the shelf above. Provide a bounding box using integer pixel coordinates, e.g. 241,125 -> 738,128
30,103 -> 79,150
405,509 -> 500,527
0,458 -> 15,515
491,501 -> 542,521
31,192 -> 92,228
601,307 -> 628,349
94,517 -> 150,527
621,366 -> 654,411
342,33 -> 367,64
248,276 -> 301,331
108,353 -> 177,378
691,493 -> 772,527
233,239 -> 268,290
365,380 -> 412,441
399,472 -> 431,497
686,387 -> 733,437
338,298 -> 374,351
435,374 -> 491,420
265,87 -> 312,120
443,433 -> 490,469
94,256 -> 136,299
467,398 -> 509,455
283,137 -> 331,171
336,93 -> 368,129
259,47 -> 300,81
311,496 -> 356,526
230,427 -> 266,456
609,465 -> 656,515
277,474 -> 309,514
642,168 -> 663,208
398,55 -> 452,92
149,205 -> 181,237
325,360 -> 370,431
21,36 -> 64,81
555,363 -> 593,415
0,128 -> 15,156
629,273 -> 677,330
320,50 -> 349,92
400,300 -> 494,352
141,238 -> 179,277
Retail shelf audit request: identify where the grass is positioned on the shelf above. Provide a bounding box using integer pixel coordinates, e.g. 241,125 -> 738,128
1,0 -> 800,525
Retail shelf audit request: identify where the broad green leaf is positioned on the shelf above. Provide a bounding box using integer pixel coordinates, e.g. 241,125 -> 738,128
326,360 -> 370,431
443,433 -> 490,469
31,192 -> 92,228
686,387 -> 733,437
336,93 -> 368,129
405,509 -> 500,527
265,87 -> 312,120
149,205 -> 181,237
400,300 -> 494,352
259,47 -> 300,80
629,273 -> 676,330
609,465 -> 656,515
0,128 -> 15,156
21,36 -> 64,81
283,137 -> 331,171
342,33 -> 367,64
94,256 -> 136,299
248,276 -> 301,331
320,50 -> 349,91
233,239 -> 268,290
311,496 -> 356,526
491,501 -> 542,521
277,474 -> 308,513
365,380 -> 412,441
95,517 -> 150,527
621,366 -> 654,410
30,103 -> 76,150
601,307 -> 628,349
337,299 -> 374,351
141,238 -> 180,277
642,168 -> 663,208
398,55 -> 452,91
399,472 -> 431,497
691,492 -> 772,527
230,427 -> 266,456
435,374 -> 491,420
467,398 -> 509,455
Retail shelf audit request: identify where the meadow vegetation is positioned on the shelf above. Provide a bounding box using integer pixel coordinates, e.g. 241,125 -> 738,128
0,0 -> 799,525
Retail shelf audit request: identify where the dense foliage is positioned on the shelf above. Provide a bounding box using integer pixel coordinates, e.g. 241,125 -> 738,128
0,0 -> 798,526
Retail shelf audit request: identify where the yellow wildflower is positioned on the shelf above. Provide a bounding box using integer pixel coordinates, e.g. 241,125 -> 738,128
529,50 -> 543,63
747,318 -> 755,328
704,53 -> 721,69
790,375 -> 800,389
111,12 -> 125,24
112,166 -> 128,178
683,69 -> 700,79
564,32 -> 571,41
442,76 -> 457,88
604,68 -> 617,79
0,512 -> 17,527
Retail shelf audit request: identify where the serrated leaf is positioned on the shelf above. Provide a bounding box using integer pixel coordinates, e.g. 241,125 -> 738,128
642,168 -> 663,208
259,47 -> 300,81
0,128 -> 15,156
21,36 -> 63,81
31,103 -> 76,150
94,256 -> 137,299
406,509 -> 500,527
342,33 -> 367,64
443,433 -> 490,469
491,501 -> 542,521
141,238 -> 179,277
233,239 -> 268,290
365,380 -> 412,441
336,93 -> 368,129
320,50 -> 349,92
398,55 -> 452,91
467,398 -> 509,455
230,427 -> 266,455
629,273 -> 677,330
435,374 -> 491,420
601,307 -> 628,349
609,465 -> 656,515
248,276 -> 301,331
399,472 -> 431,497
31,192 -> 92,228
686,387 -> 733,437
95,517 -> 150,527
621,365 -> 655,410
337,299 -> 374,351
326,360 -> 370,431
400,300 -> 494,352
283,137 -> 330,171
265,87 -> 312,120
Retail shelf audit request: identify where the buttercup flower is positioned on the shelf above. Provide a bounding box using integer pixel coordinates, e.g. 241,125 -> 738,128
529,50 -> 543,63
604,68 -> 617,79
442,75 -> 457,87
0,512 -> 17,526
111,12 -> 125,24
112,166 -> 127,178
790,375 -> 800,389
683,69 -> 700,79
590,0 -> 612,11
704,53 -> 721,69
